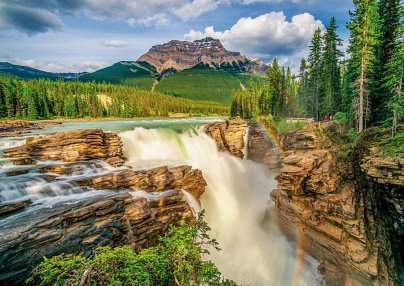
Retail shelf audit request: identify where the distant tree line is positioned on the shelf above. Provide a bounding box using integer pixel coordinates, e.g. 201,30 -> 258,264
232,0 -> 403,134
0,77 -> 229,119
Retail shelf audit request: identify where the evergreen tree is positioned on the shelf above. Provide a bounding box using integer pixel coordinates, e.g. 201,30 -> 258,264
375,0 -> 403,129
382,2 -> 404,135
308,28 -> 323,121
321,17 -> 344,116
268,58 -> 282,117
346,0 -> 380,132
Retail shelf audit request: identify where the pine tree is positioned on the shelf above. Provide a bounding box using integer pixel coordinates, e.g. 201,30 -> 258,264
382,2 -> 404,135
346,0 -> 380,132
375,0 -> 403,129
268,58 -> 282,117
298,58 -> 310,116
308,28 -> 323,121
321,17 -> 344,116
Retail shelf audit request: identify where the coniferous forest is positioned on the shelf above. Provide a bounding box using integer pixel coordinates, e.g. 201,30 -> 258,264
0,77 -> 228,119
231,0 -> 403,135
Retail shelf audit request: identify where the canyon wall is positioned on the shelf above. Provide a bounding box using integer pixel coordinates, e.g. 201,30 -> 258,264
271,124 -> 403,286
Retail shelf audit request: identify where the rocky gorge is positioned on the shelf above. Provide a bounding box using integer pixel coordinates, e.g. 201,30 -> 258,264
205,118 -> 403,286
0,118 -> 402,286
0,128 -> 206,285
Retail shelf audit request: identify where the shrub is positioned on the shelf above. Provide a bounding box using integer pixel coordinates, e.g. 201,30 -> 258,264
28,211 -> 238,286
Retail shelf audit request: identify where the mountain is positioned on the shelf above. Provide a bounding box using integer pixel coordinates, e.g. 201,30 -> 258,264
0,62 -> 87,80
80,38 -> 267,104
79,61 -> 157,90
138,37 -> 266,74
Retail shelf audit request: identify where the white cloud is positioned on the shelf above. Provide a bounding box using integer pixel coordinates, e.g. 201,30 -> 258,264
101,40 -> 129,48
184,11 -> 324,70
128,13 -> 170,27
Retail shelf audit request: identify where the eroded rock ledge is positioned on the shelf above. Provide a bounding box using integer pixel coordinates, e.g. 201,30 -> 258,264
204,117 -> 282,169
0,191 -> 193,284
3,129 -> 125,167
271,124 -> 403,286
204,117 -> 247,158
0,129 -> 207,285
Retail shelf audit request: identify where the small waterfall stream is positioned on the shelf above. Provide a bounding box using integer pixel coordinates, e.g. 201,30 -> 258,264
120,127 -> 321,286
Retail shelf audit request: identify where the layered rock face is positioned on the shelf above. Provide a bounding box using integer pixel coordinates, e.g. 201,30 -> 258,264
0,191 -> 193,284
0,129 -> 207,285
205,117 -> 247,159
271,124 -> 403,286
205,117 -> 282,169
138,37 -> 266,73
3,129 -> 125,167
247,122 -> 282,169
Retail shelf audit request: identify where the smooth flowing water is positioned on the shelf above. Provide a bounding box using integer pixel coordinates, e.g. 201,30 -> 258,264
0,118 -> 321,285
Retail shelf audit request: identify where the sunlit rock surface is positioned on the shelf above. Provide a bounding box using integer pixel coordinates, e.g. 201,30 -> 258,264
271,124 -> 404,286
3,129 -> 125,167
204,117 -> 247,159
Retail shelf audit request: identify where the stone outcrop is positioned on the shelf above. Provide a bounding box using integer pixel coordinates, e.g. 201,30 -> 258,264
247,122 -> 282,169
138,37 -> 266,74
0,191 -> 193,285
204,117 -> 247,159
361,147 -> 404,186
0,120 -> 60,137
3,129 -> 125,167
79,165 -> 206,200
0,199 -> 32,216
271,124 -> 404,286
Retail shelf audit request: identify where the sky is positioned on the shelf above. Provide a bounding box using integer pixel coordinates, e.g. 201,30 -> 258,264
0,0 -> 354,73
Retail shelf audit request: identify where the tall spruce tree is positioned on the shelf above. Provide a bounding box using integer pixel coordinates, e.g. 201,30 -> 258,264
382,1 -> 404,135
321,17 -> 344,116
346,0 -> 380,132
376,0 -> 403,131
268,58 -> 282,117
308,28 -> 323,121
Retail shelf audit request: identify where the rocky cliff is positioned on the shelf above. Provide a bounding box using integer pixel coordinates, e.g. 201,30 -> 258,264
205,117 -> 282,169
204,117 -> 247,159
0,129 -> 207,285
138,37 -> 266,73
271,124 -> 403,286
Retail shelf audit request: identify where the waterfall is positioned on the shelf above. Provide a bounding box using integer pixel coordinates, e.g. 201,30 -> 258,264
120,127 -> 322,286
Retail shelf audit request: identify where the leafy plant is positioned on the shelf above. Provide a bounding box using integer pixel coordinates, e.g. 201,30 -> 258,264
28,211 -> 238,286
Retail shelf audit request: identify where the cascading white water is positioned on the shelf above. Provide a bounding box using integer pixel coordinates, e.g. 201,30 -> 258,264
120,127 -> 322,286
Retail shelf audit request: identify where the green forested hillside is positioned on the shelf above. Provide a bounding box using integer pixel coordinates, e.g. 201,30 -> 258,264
79,61 -> 155,90
0,77 -> 229,119
155,63 -> 250,104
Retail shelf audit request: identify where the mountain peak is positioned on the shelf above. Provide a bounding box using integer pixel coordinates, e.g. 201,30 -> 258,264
137,38 -> 265,73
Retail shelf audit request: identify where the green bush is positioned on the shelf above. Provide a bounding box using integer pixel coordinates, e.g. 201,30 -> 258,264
379,132 -> 404,157
274,119 -> 307,134
28,211 -> 238,286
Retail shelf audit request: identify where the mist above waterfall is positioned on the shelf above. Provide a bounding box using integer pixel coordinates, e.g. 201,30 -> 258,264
120,127 -> 321,286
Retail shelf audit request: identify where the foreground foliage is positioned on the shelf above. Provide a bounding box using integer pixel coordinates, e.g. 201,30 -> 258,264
0,77 -> 229,119
28,211 -> 238,286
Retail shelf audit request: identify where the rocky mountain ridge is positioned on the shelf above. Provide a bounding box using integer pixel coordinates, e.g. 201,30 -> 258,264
138,37 -> 266,74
